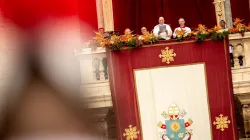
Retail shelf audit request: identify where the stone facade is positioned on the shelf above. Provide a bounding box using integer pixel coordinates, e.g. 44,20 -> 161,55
229,32 -> 250,138
75,47 -> 115,139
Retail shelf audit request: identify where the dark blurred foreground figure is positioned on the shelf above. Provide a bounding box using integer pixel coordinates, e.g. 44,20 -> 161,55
0,1 -> 100,139
0,36 -> 100,140
3,68 -> 98,140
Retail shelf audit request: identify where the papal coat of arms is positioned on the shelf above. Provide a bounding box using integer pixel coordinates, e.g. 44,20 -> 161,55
157,103 -> 193,140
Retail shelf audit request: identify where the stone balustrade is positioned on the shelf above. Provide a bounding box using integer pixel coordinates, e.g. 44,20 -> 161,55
75,47 -> 112,109
230,32 -> 250,96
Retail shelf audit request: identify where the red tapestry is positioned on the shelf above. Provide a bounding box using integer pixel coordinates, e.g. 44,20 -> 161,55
107,39 -> 238,140
112,0 -> 216,34
230,0 -> 250,24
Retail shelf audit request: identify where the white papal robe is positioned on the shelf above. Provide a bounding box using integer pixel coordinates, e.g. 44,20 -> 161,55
153,24 -> 172,40
173,27 -> 191,38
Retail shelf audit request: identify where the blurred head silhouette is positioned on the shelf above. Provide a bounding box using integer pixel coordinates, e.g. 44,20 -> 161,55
0,10 -> 99,139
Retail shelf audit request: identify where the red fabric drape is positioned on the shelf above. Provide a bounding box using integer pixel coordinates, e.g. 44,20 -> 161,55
230,0 -> 250,24
78,0 -> 98,41
112,0 -> 162,34
112,0 -> 216,34
1,0 -> 79,28
163,0 -> 216,30
0,0 -> 98,40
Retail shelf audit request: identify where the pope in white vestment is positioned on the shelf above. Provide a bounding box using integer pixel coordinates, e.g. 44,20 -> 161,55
153,17 -> 172,40
173,18 -> 191,38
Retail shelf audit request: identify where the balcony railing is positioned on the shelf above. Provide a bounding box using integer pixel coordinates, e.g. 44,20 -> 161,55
75,47 -> 112,109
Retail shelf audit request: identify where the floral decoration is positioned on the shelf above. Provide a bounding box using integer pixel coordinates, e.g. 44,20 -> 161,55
229,18 -> 247,36
140,32 -> 158,44
175,29 -> 191,41
93,32 -> 158,51
193,24 -> 209,42
87,17 -> 250,51
210,25 -> 228,41
246,24 -> 250,32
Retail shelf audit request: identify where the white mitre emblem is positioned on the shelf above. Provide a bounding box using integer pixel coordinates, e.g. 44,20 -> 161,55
168,103 -> 180,116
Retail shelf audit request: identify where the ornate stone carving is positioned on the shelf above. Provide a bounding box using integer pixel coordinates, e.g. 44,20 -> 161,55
213,0 -> 226,26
